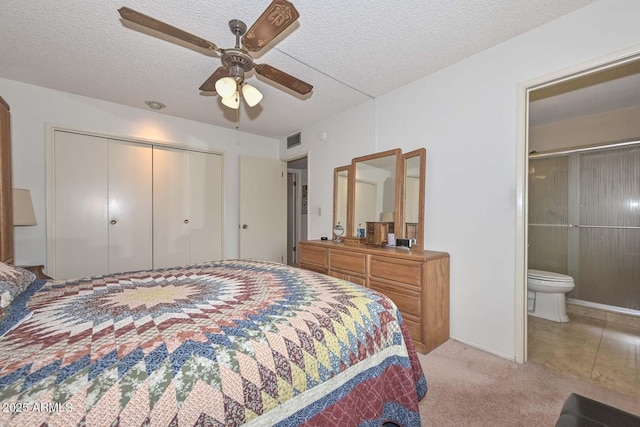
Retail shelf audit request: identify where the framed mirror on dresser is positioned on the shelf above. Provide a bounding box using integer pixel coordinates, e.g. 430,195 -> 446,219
402,148 -> 426,249
350,148 -> 402,245
333,165 -> 351,241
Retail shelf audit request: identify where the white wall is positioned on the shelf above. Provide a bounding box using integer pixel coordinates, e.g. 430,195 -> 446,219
1,78 -> 279,266
280,0 -> 640,359
282,100 -> 375,239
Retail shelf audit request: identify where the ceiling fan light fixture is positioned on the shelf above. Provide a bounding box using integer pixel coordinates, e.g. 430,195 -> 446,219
215,77 -> 237,98
242,83 -> 263,107
221,92 -> 240,109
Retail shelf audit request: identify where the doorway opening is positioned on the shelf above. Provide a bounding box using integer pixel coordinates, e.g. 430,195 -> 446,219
518,49 -> 640,396
286,156 -> 308,266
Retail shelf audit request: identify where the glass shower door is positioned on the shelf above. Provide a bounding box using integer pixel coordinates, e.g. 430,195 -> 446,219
573,146 -> 640,311
529,143 -> 640,312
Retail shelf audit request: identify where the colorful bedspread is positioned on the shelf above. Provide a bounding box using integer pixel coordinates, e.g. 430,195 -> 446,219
0,260 -> 426,426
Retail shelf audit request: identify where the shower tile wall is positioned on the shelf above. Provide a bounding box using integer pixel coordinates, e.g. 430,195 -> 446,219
528,145 -> 640,311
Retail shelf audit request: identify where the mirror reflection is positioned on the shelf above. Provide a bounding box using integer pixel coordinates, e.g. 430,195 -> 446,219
353,150 -> 399,237
402,148 -> 425,247
333,166 -> 349,239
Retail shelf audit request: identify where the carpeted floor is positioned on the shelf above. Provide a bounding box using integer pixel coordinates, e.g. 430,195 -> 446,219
418,340 -> 640,426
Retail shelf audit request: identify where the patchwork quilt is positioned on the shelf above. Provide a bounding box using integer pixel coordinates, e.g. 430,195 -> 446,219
0,260 -> 426,426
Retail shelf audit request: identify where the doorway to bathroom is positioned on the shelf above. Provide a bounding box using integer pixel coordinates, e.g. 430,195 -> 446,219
520,51 -> 640,397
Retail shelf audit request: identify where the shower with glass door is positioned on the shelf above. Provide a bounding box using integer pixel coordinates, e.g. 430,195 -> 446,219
528,141 -> 640,314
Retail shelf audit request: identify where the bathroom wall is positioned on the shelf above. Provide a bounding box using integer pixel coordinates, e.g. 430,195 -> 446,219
530,105 -> 640,152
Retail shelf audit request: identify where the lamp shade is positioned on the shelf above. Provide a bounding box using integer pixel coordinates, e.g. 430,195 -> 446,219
242,83 -> 263,107
13,189 -> 36,226
221,92 -> 240,109
215,77 -> 237,98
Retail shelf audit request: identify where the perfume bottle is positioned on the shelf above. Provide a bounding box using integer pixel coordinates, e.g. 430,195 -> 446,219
333,222 -> 344,243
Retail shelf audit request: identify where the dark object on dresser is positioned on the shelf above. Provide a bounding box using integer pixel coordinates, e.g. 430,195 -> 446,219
365,221 -> 394,246
555,393 -> 640,427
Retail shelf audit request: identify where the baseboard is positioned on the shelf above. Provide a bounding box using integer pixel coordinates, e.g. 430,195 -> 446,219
567,300 -> 640,329
448,336 -> 517,362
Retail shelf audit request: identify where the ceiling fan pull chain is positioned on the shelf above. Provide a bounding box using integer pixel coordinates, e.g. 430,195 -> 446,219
236,101 -> 240,129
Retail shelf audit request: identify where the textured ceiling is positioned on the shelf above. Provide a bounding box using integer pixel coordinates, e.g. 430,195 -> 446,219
1,0 -> 597,139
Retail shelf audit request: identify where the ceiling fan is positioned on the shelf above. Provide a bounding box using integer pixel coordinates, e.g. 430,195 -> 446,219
118,0 -> 313,110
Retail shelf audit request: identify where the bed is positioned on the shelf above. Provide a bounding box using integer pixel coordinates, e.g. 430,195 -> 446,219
0,260 -> 426,426
0,99 -> 426,426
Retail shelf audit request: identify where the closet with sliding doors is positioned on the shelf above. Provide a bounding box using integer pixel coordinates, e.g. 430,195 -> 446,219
48,130 -> 223,280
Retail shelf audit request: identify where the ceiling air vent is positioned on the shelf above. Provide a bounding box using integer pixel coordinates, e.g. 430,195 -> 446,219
287,132 -> 301,149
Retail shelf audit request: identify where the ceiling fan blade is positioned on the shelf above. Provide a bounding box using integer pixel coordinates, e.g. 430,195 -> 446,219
255,64 -> 312,95
199,67 -> 230,92
118,7 -> 219,52
242,0 -> 299,52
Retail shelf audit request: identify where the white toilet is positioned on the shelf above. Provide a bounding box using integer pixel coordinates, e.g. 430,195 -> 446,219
527,269 -> 575,322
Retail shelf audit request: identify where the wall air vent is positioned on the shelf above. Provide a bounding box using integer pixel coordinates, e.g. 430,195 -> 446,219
287,132 -> 301,149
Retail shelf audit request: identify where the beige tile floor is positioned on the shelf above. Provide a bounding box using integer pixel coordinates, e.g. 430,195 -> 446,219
528,304 -> 640,399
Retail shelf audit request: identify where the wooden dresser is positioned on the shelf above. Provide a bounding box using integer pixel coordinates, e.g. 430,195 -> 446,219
299,240 -> 450,354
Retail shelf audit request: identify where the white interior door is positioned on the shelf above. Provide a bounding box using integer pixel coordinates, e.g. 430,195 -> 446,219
189,150 -> 223,263
240,155 -> 286,262
52,131 -> 109,279
153,146 -> 190,268
108,141 -> 152,274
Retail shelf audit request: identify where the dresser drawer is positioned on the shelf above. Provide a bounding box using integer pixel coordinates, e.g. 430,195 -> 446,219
403,318 -> 423,344
369,280 -> 421,319
300,263 -> 328,275
329,271 -> 366,286
370,256 -> 422,288
299,244 -> 328,267
329,250 -> 366,275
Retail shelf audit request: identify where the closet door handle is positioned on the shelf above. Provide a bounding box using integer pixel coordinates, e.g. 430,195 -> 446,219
184,219 -> 190,224
110,220 -> 117,225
